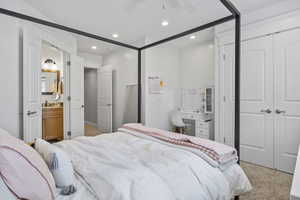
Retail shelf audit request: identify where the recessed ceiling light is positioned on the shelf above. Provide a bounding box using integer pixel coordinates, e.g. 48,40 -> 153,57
161,20 -> 169,26
112,33 -> 119,38
190,35 -> 196,40
91,46 -> 97,50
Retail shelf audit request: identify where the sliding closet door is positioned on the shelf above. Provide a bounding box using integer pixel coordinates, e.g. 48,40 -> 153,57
23,25 -> 42,143
222,36 -> 274,168
274,28 -> 300,173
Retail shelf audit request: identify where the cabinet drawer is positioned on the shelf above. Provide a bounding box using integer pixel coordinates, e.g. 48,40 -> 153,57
196,134 -> 209,139
196,128 -> 209,136
196,121 -> 209,129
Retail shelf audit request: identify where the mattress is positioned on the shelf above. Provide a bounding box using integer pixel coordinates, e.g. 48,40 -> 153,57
55,132 -> 251,200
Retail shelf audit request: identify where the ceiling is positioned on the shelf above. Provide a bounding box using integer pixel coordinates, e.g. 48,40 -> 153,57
76,28 -> 215,56
23,0 -> 283,54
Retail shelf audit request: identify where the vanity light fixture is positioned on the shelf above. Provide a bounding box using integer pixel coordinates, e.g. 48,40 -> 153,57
91,46 -> 97,50
190,35 -> 196,39
43,59 -> 57,71
112,33 -> 119,38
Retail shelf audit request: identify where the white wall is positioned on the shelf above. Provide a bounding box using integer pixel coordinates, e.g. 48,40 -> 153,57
102,48 -> 138,131
0,15 -> 21,138
78,52 -> 103,69
179,42 -> 215,89
0,0 -> 77,138
144,44 -> 181,131
84,68 -> 98,125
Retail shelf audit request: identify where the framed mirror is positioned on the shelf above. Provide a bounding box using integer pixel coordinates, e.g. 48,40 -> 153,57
41,69 -> 60,95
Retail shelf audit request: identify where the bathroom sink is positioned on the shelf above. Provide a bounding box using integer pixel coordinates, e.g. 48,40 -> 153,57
42,102 -> 63,108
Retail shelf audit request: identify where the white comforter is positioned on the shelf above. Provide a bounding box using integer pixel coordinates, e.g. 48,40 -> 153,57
56,132 -> 251,200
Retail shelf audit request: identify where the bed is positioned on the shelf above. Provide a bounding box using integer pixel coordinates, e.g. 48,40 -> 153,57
53,125 -> 251,200
0,125 -> 251,200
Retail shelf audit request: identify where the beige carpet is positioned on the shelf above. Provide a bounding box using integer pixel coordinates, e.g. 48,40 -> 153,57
85,123 -> 101,136
240,162 -> 293,200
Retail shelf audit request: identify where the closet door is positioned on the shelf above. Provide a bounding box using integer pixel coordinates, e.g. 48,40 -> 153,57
274,28 -> 300,173
222,36 -> 274,168
240,36 -> 274,168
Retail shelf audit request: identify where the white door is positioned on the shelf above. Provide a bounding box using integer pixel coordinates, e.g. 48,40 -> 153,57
274,28 -> 300,173
222,36 -> 274,168
69,55 -> 84,138
97,66 -> 113,133
23,26 -> 42,143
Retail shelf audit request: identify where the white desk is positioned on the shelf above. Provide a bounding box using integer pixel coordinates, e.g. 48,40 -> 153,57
291,145 -> 300,200
181,112 -> 213,140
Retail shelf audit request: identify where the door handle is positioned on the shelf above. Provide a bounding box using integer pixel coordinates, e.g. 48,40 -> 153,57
275,109 -> 286,114
260,109 -> 272,114
27,111 -> 37,116
106,104 -> 112,106
81,105 -> 85,108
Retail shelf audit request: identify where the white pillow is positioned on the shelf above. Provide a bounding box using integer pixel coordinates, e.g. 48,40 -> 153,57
0,177 -> 17,200
35,138 -> 76,194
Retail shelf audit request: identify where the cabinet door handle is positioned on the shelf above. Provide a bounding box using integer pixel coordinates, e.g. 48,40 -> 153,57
27,111 -> 37,116
261,109 -> 272,114
275,109 -> 286,114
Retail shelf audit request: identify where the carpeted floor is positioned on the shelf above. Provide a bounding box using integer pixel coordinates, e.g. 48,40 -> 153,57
240,162 -> 293,200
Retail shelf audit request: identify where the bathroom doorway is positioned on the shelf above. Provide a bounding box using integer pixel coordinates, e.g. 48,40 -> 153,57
40,42 -> 65,142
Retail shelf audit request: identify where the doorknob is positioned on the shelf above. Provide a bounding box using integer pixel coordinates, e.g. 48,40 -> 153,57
260,109 -> 272,114
275,109 -> 286,114
107,104 -> 112,106
81,105 -> 85,108
27,111 -> 37,116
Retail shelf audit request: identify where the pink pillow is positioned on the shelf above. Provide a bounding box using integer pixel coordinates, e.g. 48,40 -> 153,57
0,134 -> 56,200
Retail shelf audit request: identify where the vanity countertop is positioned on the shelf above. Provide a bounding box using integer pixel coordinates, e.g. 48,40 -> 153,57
180,111 -> 212,121
42,106 -> 63,109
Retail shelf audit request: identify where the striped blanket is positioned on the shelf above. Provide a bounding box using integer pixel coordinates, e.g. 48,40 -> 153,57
119,124 -> 238,170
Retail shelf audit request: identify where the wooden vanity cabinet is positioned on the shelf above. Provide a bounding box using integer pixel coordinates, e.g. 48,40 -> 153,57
42,107 -> 64,141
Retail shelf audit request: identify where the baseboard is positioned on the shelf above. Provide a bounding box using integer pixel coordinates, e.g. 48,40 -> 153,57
85,121 -> 98,128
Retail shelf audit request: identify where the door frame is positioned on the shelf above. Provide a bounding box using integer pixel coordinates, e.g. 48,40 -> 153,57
83,66 -> 99,128
22,22 -> 77,141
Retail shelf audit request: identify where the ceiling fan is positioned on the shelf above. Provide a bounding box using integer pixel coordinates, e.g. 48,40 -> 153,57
124,0 -> 199,12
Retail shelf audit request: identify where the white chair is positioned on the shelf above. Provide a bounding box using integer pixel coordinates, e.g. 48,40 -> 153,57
170,110 -> 186,134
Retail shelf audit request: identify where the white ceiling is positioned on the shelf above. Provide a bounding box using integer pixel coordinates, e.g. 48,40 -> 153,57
23,0 -> 283,54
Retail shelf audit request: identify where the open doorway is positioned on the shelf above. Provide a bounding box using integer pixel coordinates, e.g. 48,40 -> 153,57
40,42 -> 64,142
84,67 -> 101,136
